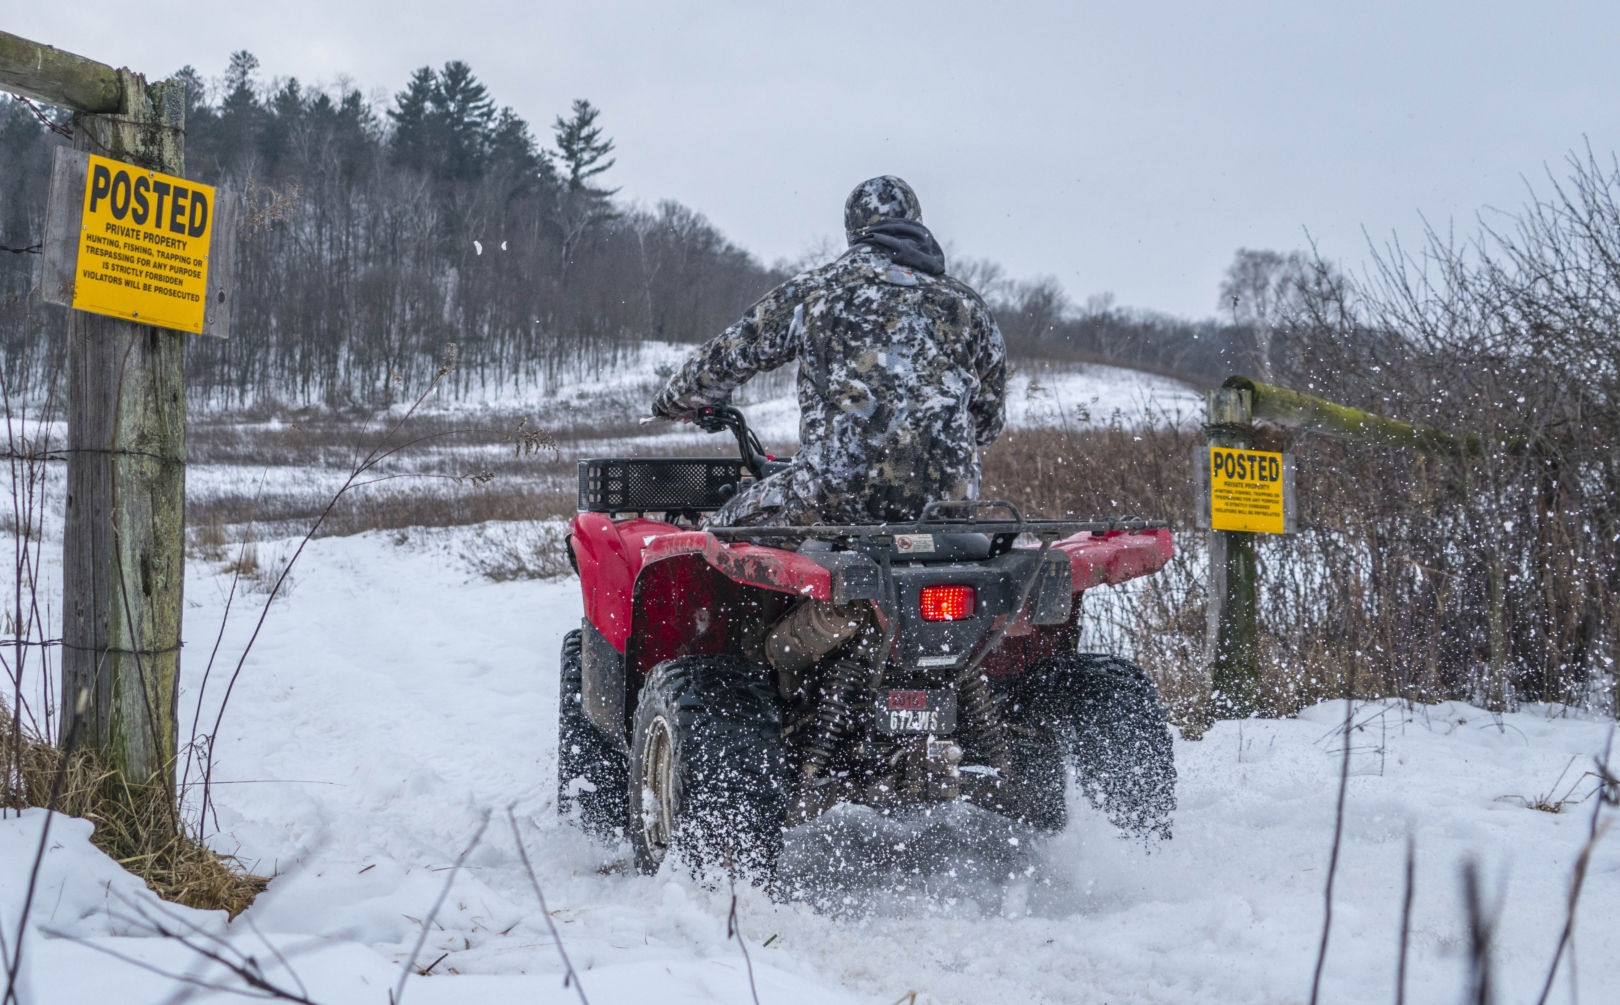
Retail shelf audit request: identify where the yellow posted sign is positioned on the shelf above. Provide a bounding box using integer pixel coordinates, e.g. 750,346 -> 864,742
1208,446 -> 1288,534
72,154 -> 214,334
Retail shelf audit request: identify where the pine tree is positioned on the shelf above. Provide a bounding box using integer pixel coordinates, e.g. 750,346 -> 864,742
488,106 -> 555,201
173,65 -> 208,121
216,51 -> 264,175
261,77 -> 305,174
221,50 -> 260,116
388,66 -> 439,175
551,99 -> 619,280
332,88 -> 380,181
433,61 -> 495,182
171,64 -> 220,176
553,99 -> 617,195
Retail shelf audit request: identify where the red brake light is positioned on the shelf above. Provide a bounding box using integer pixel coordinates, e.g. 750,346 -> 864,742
920,585 -> 975,621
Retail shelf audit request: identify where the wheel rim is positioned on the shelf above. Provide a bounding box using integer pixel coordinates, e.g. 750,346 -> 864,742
639,714 -> 675,862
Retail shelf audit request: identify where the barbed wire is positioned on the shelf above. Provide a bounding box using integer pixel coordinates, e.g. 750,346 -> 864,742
2,447 -> 185,466
12,94 -> 72,137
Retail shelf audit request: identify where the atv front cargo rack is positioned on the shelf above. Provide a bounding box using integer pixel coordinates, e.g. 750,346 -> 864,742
578,458 -> 748,514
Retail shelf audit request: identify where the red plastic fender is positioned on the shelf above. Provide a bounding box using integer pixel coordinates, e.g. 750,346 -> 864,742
642,531 -> 832,600
570,514 -> 669,652
1053,528 -> 1175,592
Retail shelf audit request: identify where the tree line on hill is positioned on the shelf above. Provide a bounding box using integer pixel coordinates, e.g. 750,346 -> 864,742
1,52 -> 1267,408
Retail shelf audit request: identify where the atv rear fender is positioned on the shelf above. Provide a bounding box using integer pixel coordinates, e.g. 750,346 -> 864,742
1054,527 -> 1175,591
571,515 -> 1173,655
569,514 -> 1174,738
570,514 -> 832,654
571,514 -> 804,741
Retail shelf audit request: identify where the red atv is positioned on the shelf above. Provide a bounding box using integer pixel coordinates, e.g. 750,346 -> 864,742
561,406 -> 1177,877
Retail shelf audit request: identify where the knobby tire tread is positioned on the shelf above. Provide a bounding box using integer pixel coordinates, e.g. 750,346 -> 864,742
557,628 -> 629,840
1020,652 -> 1177,840
630,655 -> 788,879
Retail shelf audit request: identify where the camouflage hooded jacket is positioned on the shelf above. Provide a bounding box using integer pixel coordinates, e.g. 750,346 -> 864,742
652,235 -> 1006,526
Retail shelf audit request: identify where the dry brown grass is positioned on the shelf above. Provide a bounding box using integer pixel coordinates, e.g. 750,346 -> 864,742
983,415 -> 1619,722
188,514 -> 231,562
1,715 -> 266,917
221,542 -> 260,579
182,379 -> 1615,720
981,423 -> 1199,523
990,417 -> 1332,731
982,423 -> 1216,731
185,414 -> 763,542
189,479 -> 580,542
187,398 -> 665,470
461,521 -> 574,581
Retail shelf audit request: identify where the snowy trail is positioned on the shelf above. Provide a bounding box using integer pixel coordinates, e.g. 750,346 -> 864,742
38,529 -> 1599,1003
6,527 -> 1617,1002
177,530 -> 869,1003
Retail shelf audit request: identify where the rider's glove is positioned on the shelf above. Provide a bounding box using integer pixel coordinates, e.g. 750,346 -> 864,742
649,391 -> 685,420
691,407 -> 729,433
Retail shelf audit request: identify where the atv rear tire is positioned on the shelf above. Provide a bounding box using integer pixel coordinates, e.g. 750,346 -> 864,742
557,628 -> 629,840
628,656 -> 788,878
999,710 -> 1068,832
1024,653 -> 1177,839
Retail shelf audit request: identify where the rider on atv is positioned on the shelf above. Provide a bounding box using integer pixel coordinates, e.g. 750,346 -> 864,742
567,177 -> 1174,879
652,175 -> 1007,527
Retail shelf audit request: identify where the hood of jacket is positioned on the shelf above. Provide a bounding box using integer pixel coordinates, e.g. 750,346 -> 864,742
851,219 -> 946,276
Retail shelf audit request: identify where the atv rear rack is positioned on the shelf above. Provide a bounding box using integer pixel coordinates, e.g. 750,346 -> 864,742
707,499 -> 1167,547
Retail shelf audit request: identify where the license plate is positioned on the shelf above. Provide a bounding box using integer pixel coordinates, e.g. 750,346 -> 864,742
877,688 -> 957,734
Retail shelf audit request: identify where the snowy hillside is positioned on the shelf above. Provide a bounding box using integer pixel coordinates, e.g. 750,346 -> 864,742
3,524 -> 1615,1004
407,342 -> 1203,444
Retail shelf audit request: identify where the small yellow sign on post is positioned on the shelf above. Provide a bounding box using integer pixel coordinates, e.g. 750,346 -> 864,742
1208,446 -> 1289,534
71,154 -> 213,334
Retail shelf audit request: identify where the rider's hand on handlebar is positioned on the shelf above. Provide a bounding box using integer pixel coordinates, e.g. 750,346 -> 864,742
647,400 -> 691,423
692,407 -> 730,433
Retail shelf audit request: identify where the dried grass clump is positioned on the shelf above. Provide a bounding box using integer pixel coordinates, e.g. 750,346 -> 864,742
1,716 -> 266,918
188,515 -> 230,562
221,542 -> 260,579
464,522 -> 575,582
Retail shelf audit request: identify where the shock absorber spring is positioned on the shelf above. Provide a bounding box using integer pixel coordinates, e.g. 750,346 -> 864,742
799,657 -> 869,777
954,665 -> 1012,777
951,537 -> 1054,780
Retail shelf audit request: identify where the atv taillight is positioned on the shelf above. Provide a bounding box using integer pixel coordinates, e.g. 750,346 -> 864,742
920,585 -> 975,621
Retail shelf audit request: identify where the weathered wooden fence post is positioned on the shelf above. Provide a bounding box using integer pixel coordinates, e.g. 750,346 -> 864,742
1203,375 -> 1496,717
1206,384 -> 1260,718
1,32 -> 186,791
64,70 -> 188,789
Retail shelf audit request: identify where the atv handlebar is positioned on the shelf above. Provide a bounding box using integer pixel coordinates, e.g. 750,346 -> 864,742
692,405 -> 786,480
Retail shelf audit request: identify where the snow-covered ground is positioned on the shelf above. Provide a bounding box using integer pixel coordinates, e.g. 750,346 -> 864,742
3,524 -> 1616,1004
3,356 -> 1615,1002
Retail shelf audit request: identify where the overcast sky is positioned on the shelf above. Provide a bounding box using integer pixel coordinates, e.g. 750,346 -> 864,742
9,2 -> 1620,319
